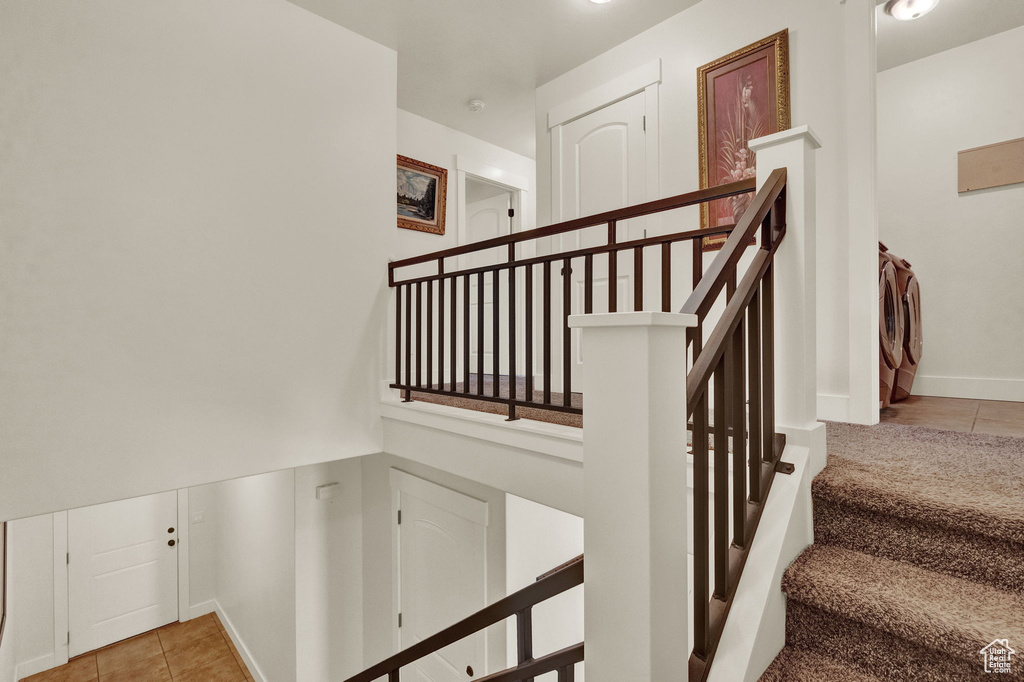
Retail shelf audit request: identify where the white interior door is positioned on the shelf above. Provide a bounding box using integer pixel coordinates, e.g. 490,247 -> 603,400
466,189 -> 513,385
555,90 -> 648,392
393,470 -> 488,682
68,491 -> 179,656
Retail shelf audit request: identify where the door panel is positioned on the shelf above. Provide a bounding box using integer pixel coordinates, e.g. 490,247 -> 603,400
398,484 -> 487,682
466,192 -> 512,382
69,491 -> 178,656
556,91 -> 648,391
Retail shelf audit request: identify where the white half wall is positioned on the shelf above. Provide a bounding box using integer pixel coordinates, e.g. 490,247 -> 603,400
0,0 -> 397,521
536,0 -> 878,422
877,26 -> 1024,402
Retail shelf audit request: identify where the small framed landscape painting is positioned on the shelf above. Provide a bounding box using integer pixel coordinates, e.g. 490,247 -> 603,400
397,155 -> 448,235
698,29 -> 790,250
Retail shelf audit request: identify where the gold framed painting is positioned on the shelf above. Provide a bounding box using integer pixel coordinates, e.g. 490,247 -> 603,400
698,29 -> 790,250
397,155 -> 448,235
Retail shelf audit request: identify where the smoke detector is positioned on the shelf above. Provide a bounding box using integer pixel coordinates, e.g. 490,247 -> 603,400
467,99 -> 486,113
884,0 -> 939,21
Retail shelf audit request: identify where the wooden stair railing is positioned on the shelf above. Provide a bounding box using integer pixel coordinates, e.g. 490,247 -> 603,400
343,555 -> 584,682
388,178 -> 757,421
682,167 -> 790,682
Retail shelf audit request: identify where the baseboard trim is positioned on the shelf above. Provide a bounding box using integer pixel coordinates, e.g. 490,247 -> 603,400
912,375 -> 1024,402
16,653 -> 55,680
816,393 -> 850,422
189,600 -> 218,620
210,600 -> 268,682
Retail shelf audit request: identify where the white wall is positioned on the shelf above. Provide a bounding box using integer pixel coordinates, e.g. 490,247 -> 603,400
0,0 -> 397,521
295,459 -> 364,681
361,453 -> 507,675
7,515 -> 55,679
877,26 -> 1024,401
505,495 -> 584,680
536,0 -> 875,422
210,470 -> 297,682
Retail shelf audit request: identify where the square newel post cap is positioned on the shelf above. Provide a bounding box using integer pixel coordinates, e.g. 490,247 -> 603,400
748,124 -> 822,153
567,311 -> 698,329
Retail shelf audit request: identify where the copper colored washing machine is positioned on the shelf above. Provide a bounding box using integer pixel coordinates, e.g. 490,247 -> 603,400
879,244 -> 904,409
891,254 -> 922,402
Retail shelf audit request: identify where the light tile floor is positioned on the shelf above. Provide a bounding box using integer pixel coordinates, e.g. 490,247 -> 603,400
880,395 -> 1024,437
22,613 -> 253,682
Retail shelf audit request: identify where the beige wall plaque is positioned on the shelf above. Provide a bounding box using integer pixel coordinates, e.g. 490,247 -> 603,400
958,137 -> 1024,193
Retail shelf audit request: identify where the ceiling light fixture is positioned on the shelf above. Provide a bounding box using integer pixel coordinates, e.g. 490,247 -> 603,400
589,0 -> 612,4
884,0 -> 939,21
468,99 -> 485,113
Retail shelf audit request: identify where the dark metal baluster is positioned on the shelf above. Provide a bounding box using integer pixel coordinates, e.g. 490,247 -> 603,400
477,271 -> 485,396
508,245 -> 517,420
493,269 -> 500,399
450,276 -> 456,392
389,669 -> 399,682
730,316 -> 747,548
517,608 -> 534,682
404,284 -> 412,401
558,666 -> 575,682
525,263 -> 534,403
747,286 -> 763,504
713,360 -> 729,599
693,391 -> 710,659
661,242 -> 671,313
426,280 -> 433,389
634,246 -> 644,311
584,254 -> 593,314
543,261 -> 552,404
395,284 -> 402,390
691,241 -> 704,362
416,282 -> 422,388
562,257 -> 572,407
438,266 -> 445,392
608,220 -> 618,313
762,264 -> 775,466
463,274 -> 470,394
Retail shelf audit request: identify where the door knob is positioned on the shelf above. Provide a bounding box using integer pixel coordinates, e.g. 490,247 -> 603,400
168,527 -> 175,533
168,540 -> 176,547
466,665 -> 474,677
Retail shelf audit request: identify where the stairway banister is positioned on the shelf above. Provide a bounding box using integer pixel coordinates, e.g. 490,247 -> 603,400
343,556 -> 584,682
388,177 -> 756,273
680,167 -> 787,322
471,642 -> 585,682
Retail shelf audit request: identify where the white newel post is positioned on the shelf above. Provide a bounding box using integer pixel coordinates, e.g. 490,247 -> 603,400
748,125 -> 826,475
567,311 -> 694,682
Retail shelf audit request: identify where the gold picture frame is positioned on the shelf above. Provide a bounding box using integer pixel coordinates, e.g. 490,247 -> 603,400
397,155 -> 448,235
698,29 -> 790,250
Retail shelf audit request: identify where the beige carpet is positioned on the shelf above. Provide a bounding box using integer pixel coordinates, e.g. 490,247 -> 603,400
762,421 -> 1024,681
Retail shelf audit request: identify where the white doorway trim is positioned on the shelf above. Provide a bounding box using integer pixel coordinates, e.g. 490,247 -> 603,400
176,489 -> 190,622
546,58 -> 661,129
455,155 -> 529,250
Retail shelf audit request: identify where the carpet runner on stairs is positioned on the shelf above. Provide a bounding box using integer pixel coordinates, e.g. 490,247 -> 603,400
761,422 -> 1024,681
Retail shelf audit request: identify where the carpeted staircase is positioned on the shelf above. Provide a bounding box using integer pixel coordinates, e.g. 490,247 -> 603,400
761,421 -> 1024,681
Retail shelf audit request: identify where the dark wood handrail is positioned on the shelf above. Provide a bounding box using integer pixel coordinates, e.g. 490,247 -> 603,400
343,556 -> 584,682
473,642 -> 584,682
680,168 -> 787,321
390,222 -> 740,288
389,178 -> 756,272
686,229 -> 785,416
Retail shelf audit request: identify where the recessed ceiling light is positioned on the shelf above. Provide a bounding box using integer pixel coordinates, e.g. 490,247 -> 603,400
884,0 -> 940,21
589,0 -> 612,4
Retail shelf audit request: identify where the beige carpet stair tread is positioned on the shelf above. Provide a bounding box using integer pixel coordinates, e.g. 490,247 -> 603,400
783,544 -> 1024,664
759,646 -> 885,682
817,422 -> 1024,544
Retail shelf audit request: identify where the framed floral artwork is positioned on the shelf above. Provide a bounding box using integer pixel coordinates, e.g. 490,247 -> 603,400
397,155 -> 448,235
698,30 -> 790,250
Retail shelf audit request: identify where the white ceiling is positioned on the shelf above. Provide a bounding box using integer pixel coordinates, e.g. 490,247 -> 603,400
287,0 -> 698,159
876,0 -> 1024,72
